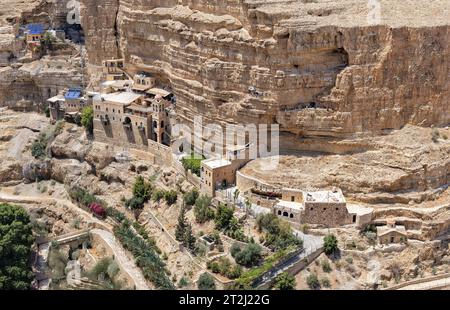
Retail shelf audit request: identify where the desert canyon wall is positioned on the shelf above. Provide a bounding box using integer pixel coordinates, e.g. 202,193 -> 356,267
80,0 -> 449,144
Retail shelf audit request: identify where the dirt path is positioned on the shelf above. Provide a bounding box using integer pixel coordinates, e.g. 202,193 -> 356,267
90,229 -> 151,290
395,274 -> 450,290
0,191 -> 113,231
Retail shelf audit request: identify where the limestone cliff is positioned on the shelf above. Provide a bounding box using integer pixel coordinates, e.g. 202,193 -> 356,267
80,0 -> 450,142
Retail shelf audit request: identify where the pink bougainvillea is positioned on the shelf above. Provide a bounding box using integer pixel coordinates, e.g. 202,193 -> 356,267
89,203 -> 106,218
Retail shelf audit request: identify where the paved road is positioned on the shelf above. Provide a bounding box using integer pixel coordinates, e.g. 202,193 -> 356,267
293,229 -> 324,253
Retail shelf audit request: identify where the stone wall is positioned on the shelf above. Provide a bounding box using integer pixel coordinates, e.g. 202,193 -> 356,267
302,201 -> 350,227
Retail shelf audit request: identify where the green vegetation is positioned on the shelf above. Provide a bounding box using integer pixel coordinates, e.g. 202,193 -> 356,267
323,234 -> 338,255
132,176 -> 153,202
124,196 -> 145,210
178,277 -> 189,288
31,121 -> 64,159
164,190 -> 178,205
47,244 -> 69,285
152,189 -> 165,202
81,106 -> 94,135
321,259 -> 332,273
0,204 -> 34,290
197,272 -> 216,290
194,195 -> 214,223
183,189 -> 199,206
256,213 -> 302,251
306,273 -> 320,290
181,154 -> 204,176
214,204 -> 248,242
207,257 -> 242,279
273,272 -> 296,290
231,242 -> 262,267
68,186 -> 105,209
232,246 -> 297,289
175,206 -> 188,243
114,222 -> 174,289
320,277 -> 331,288
41,32 -> 56,52
214,204 -> 234,230
87,257 -> 123,290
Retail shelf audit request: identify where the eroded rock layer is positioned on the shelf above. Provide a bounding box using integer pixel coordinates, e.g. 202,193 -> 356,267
80,0 -> 450,141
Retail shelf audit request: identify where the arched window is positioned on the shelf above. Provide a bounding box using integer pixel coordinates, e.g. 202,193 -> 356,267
277,210 -> 281,215
290,213 -> 294,219
283,211 -> 288,217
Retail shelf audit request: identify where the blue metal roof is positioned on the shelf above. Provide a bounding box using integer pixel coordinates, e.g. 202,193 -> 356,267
27,24 -> 44,35
64,88 -> 82,100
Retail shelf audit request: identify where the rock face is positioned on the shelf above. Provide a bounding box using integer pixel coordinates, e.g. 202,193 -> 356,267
80,0 -> 450,142
0,0 -> 84,109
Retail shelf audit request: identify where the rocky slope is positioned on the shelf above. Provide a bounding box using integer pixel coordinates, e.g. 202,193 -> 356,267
80,0 -> 450,142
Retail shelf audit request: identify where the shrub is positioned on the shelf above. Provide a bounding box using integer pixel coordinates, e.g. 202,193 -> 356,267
320,277 -> 331,288
164,190 -> 178,205
31,136 -> 47,159
132,176 -> 152,202
321,260 -> 332,273
230,243 -> 241,258
306,273 -> 320,290
214,204 -> 234,230
178,277 -> 189,288
125,196 -> 145,210
194,195 -> 214,223
256,213 -> 302,251
232,243 -> 262,267
431,129 -> 440,143
152,189 -> 164,202
89,202 -> 106,218
183,189 -> 199,206
197,272 -> 215,290
207,258 -> 242,280
181,154 -> 204,176
81,106 -> 94,134
106,207 -> 126,223
274,272 -> 296,290
323,234 -> 338,255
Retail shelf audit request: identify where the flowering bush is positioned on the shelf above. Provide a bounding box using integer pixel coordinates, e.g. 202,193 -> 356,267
89,203 -> 106,218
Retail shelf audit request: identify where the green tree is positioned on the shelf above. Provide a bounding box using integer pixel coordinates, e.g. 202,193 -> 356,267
0,204 -> 34,290
306,273 -> 320,290
184,223 -> 196,251
132,176 -> 152,202
124,196 -> 145,210
197,272 -> 216,290
323,234 -> 338,255
183,189 -> 199,206
175,206 -> 187,242
232,243 -> 262,267
214,204 -> 234,230
81,106 -> 94,135
274,272 -> 296,290
256,213 -> 302,250
194,195 -> 214,223
164,190 -> 178,205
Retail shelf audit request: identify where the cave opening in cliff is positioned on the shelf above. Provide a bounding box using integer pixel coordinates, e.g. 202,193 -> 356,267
334,47 -> 349,68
